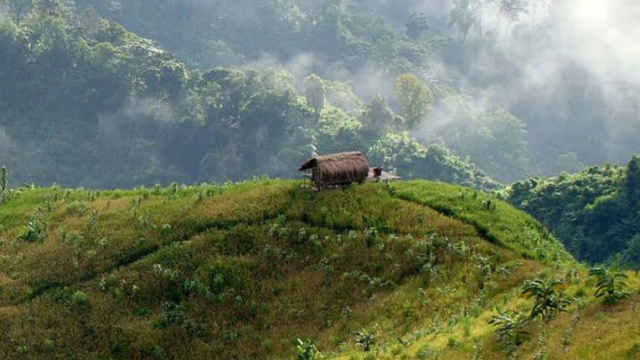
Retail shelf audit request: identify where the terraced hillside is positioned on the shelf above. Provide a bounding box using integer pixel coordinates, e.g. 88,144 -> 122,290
0,180 -> 638,359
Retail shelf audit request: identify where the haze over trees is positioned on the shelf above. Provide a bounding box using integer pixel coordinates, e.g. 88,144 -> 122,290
0,0 -> 639,189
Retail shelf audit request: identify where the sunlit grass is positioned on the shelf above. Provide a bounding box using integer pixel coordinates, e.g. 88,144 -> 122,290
0,180 -> 636,359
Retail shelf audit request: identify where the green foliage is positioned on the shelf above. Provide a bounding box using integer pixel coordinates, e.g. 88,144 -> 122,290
422,95 -> 530,182
71,290 -> 91,309
522,279 -> 571,322
505,157 -> 640,268
489,309 -> 530,353
355,328 -> 376,352
0,166 -> 7,202
153,302 -> 203,335
623,235 -> 640,268
368,133 -> 501,191
295,338 -> 325,360
395,73 -> 432,130
19,217 -> 46,242
0,180 -> 631,359
589,259 -> 631,304
360,94 -> 395,137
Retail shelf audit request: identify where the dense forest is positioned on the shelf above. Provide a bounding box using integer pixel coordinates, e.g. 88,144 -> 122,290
0,0 -> 511,189
504,156 -> 640,268
2,0 -> 639,189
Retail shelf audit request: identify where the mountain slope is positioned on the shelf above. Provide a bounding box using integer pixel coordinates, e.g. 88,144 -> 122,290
0,180 -> 637,359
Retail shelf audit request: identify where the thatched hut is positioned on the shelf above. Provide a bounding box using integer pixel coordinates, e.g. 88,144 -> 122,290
299,152 -> 370,189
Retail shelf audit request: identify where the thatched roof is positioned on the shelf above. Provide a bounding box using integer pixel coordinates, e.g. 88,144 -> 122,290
299,152 -> 370,186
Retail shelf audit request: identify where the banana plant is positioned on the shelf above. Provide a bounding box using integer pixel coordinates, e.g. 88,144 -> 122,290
589,257 -> 631,304
295,338 -> 325,360
522,278 -> 571,322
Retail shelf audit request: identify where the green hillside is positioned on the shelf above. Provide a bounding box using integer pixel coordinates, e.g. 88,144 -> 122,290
0,180 -> 637,359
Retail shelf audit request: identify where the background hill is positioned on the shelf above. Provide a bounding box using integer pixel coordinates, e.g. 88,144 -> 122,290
0,180 -> 638,359
504,155 -> 640,268
2,0 -> 640,189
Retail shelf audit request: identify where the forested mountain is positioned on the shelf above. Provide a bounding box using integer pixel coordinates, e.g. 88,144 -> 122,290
3,0 -> 638,189
0,0 -> 494,188
76,0 -> 640,180
0,0 -> 511,189
504,156 -> 640,268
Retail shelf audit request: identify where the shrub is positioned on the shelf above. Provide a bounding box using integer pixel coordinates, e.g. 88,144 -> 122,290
42,339 -> 54,353
489,309 -> 530,353
19,217 -> 46,243
355,328 -> 376,352
153,302 -> 203,336
295,338 -> 325,360
522,278 -> 571,322
71,291 -> 91,309
589,260 -> 631,304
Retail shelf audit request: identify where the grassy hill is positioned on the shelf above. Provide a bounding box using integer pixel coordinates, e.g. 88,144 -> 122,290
0,180 -> 638,359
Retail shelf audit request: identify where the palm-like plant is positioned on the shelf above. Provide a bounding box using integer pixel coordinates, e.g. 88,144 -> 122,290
295,338 -> 325,360
355,328 -> 376,352
20,218 -> 45,243
589,260 -> 631,304
489,309 -> 530,350
522,278 -> 571,322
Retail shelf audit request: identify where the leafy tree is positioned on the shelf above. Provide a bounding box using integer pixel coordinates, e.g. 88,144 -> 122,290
625,155 -> 640,208
360,94 -> 394,137
522,278 -> 570,322
589,258 -> 631,304
395,73 -> 432,130
368,131 -> 427,177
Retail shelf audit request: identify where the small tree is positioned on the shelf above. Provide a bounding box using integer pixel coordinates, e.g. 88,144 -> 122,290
589,257 -> 631,304
295,338 -> 325,360
360,94 -> 394,137
395,73 -> 433,130
522,278 -> 570,322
